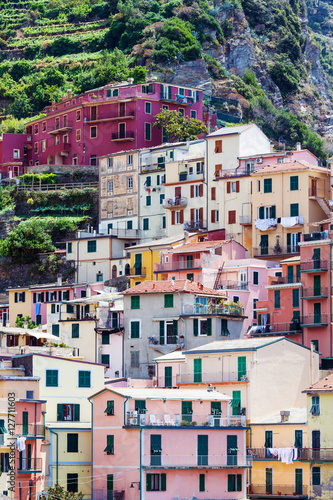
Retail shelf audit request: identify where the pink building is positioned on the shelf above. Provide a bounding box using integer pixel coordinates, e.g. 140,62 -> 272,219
238,148 -> 319,174
0,133 -> 28,179
89,387 -> 248,500
24,81 -> 203,168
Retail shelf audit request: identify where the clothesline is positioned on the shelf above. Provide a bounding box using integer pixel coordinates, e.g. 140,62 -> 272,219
267,447 -> 298,464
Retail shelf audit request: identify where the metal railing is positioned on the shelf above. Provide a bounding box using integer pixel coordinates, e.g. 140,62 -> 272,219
162,197 -> 188,208
302,287 -> 328,298
130,266 -> 146,276
48,121 -> 73,133
247,448 -> 298,460
181,304 -> 244,316
299,448 -> 333,461
253,246 -> 300,257
126,412 -> 246,428
93,490 -> 125,500
142,453 -> 250,467
239,215 -> 252,224
16,182 -> 98,192
269,275 -> 300,285
309,187 -> 327,198
106,227 -> 139,238
16,424 -> 45,437
249,322 -> 302,336
17,457 -> 42,472
215,167 -> 256,179
140,164 -> 165,173
154,259 -> 201,272
302,231 -> 330,242
300,260 -> 328,272
301,315 -> 328,326
177,371 -> 249,384
248,484 -> 308,496
184,220 -> 207,231
218,281 -> 248,291
112,131 -> 135,140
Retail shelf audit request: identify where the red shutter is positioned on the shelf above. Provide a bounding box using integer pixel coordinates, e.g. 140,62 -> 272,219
227,182 -> 230,194
180,210 -> 184,224
190,185 -> 194,198
211,187 -> 216,200
190,208 -> 195,221
236,180 -> 240,193
228,210 -> 236,224
171,211 -> 175,225
199,184 -> 203,197
199,207 -> 203,222
211,210 -> 215,223
175,186 -> 181,197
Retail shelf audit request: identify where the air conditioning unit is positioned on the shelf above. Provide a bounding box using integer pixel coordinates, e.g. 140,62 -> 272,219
256,158 -> 263,164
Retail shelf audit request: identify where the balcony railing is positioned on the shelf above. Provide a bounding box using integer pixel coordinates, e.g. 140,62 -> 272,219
309,187 -> 327,198
140,163 -> 165,173
177,371 -> 249,384
111,131 -> 135,141
98,316 -> 123,331
299,448 -> 333,461
247,448 -> 299,460
142,453 -> 250,467
302,231 -> 330,242
130,266 -> 146,276
48,121 -> 73,134
88,111 -> 135,122
126,412 -> 246,428
15,424 -> 45,437
248,322 -> 302,337
300,260 -> 328,272
160,93 -> 194,105
253,246 -> 300,257
300,315 -> 328,327
239,215 -> 252,224
154,258 -> 201,273
163,197 -> 188,209
93,490 -> 125,500
269,275 -> 300,285
17,457 -> 42,473
302,287 -> 328,299
184,220 -> 207,231
181,304 -> 244,317
248,484 -> 308,497
214,167 -> 255,179
218,281 -> 248,291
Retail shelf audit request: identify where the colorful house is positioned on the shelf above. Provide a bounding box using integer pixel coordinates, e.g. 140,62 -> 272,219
89,386 -> 249,500
25,81 -> 203,168
0,132 -> 28,180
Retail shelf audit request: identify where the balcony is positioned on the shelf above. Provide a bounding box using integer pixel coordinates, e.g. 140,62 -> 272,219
48,121 -> 73,134
15,424 -> 45,438
253,246 -> 300,258
214,167 -> 256,180
247,448 -> 299,460
299,448 -> 333,461
300,315 -> 328,327
47,142 -> 71,156
86,111 -> 135,123
160,92 -> 194,106
177,371 -> 249,384
130,266 -> 146,277
98,316 -> 123,331
269,275 -> 300,285
126,412 -> 246,428
93,490 -> 125,500
155,258 -> 201,273
248,484 -> 308,498
239,215 -> 252,225
184,220 -> 207,231
106,227 -> 139,239
140,163 -> 165,173
181,304 -> 244,317
248,322 -> 302,337
300,260 -> 328,273
17,457 -> 42,473
302,231 -> 329,242
163,197 -> 188,209
142,453 -> 250,468
218,281 -> 248,291
301,287 -> 328,299
111,131 -> 135,142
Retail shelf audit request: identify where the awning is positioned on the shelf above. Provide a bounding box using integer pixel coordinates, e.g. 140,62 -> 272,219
0,326 -> 59,341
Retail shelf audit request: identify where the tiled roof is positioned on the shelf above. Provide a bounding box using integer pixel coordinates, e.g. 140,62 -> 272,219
303,374 -> 333,393
126,233 -> 190,251
251,408 -> 307,425
166,240 -> 229,254
251,160 -> 329,175
208,124 -> 254,137
122,279 -> 227,297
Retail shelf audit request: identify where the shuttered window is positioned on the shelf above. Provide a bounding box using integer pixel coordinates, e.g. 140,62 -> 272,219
46,370 -> 58,387
164,294 -> 173,308
67,434 -> 78,453
104,435 -> 114,455
78,371 -> 91,388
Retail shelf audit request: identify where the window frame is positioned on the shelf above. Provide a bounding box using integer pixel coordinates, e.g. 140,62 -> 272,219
264,178 -> 272,193
78,370 -> 91,388
46,369 -> 58,387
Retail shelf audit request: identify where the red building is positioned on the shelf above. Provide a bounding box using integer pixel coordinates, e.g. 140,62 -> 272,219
0,133 -> 29,180
25,80 -> 203,168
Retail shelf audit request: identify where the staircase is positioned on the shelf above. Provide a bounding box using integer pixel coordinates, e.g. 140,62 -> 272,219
315,197 -> 332,218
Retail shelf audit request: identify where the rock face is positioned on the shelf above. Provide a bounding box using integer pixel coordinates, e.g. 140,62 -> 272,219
154,59 -> 212,95
304,35 -> 332,104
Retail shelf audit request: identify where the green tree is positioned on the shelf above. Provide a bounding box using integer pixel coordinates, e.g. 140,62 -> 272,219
10,92 -> 32,119
40,484 -> 83,500
153,109 -> 208,141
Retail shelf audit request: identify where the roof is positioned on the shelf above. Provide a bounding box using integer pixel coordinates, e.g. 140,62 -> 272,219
13,353 -> 104,366
126,233 -> 190,252
155,351 -> 186,362
303,374 -> 333,393
122,279 -> 227,297
207,124 -> 255,138
90,387 -> 231,401
250,160 -> 329,176
64,292 -> 123,307
280,256 -> 301,264
165,240 -> 232,254
182,336 -> 308,354
251,408 -> 307,425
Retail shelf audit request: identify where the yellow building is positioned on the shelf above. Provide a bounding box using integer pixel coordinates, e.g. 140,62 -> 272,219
248,408 -> 309,499
18,353 -> 105,497
251,161 -> 331,260
303,373 -> 333,499
8,287 -> 31,326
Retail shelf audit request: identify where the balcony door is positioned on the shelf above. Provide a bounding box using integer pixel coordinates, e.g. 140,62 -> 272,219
265,468 -> 273,495
182,401 -> 192,422
312,430 -> 320,460
295,469 -> 303,495
314,303 -> 321,324
313,275 -> 321,296
227,435 -> 238,465
119,123 -> 126,139
197,435 -> 208,466
119,102 -> 126,117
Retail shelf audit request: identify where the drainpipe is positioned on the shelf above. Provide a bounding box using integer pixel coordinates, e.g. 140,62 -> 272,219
76,239 -> 80,284
140,427 -> 143,500
34,403 -> 37,500
88,399 -> 94,499
123,397 -> 129,426
330,240 -> 332,357
49,430 -> 58,485
148,247 -> 153,281
204,138 -> 208,232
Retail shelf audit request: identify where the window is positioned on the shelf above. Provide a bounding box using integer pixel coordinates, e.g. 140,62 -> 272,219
196,162 -> 204,174
52,324 -> 59,337
145,123 -> 151,141
34,124 -> 39,134
310,396 -> 320,415
104,435 -> 114,455
214,164 -> 222,178
253,298 -> 258,319
145,102 -> 151,114
290,203 -> 299,217
102,333 -> 110,345
211,187 -> 216,200
221,319 -> 230,336
164,294 -> 174,308
228,210 -> 236,224
231,390 -> 241,415
238,356 -> 246,381
265,430 -> 273,448
227,181 -> 239,193
76,129 -> 81,141
264,178 -> 272,193
46,370 -> 58,387
146,176 -> 151,187
146,473 -> 166,492
146,195 -> 151,206
127,177 -> 133,190
90,155 -> 97,166
293,288 -> 299,308
131,296 -> 140,309
295,430 -> 303,448
312,467 -> 320,486
34,142 -> 38,153
128,154 -> 133,165
160,194 -> 165,205
214,140 -> 222,153
13,149 -> 20,159
258,205 -> 276,219
191,110 -> 197,119
193,318 -> 212,336
78,371 -> 91,388
227,474 -> 242,492
290,176 -> 299,191
105,401 -> 114,416
130,321 -> 140,339
72,324 -> 79,338
67,242 -> 72,254
131,350 -> 140,367
113,89 -> 119,97
143,218 -> 149,230
14,292 -> 25,303
274,290 -> 280,309
76,110 -> 81,121
67,473 -> 78,493
73,154 -> 78,166
142,84 -> 153,94
87,240 -> 96,253
312,339 -> 319,352
211,210 -> 219,223
26,391 -> 34,399
67,434 -> 78,453
108,181 -> 113,192
162,215 -> 166,229
0,453 -> 9,473
253,271 -> 259,285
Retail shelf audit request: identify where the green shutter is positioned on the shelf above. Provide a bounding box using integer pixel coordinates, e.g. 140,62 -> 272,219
51,304 -> 56,314
146,474 -> 151,492
72,324 -> 79,338
131,321 -> 140,338
270,205 -> 276,218
173,320 -> 178,338
237,474 -> 242,491
161,473 -> 166,491
232,391 -> 241,416
164,294 -> 174,308
131,296 -> 140,309
107,474 -> 113,492
228,475 -> 234,492
52,324 -> 59,337
57,404 -> 63,421
165,367 -> 172,388
102,333 -> 110,345
159,321 -> 165,344
67,433 -> 78,453
274,290 -> 280,309
105,401 -> 114,415
206,318 -> 212,336
292,289 -> 299,307
199,474 -> 205,492
74,404 -> 80,421
211,402 -> 221,415
265,430 -> 273,448
194,358 -> 202,383
193,318 -> 198,336
22,411 -> 28,435
238,356 -> 246,381
259,206 -> 265,219
295,430 -> 303,448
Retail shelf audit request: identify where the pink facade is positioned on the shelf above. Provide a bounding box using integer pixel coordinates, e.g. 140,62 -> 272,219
238,149 -> 319,173
0,133 -> 28,179
90,387 -> 248,500
24,82 -> 203,167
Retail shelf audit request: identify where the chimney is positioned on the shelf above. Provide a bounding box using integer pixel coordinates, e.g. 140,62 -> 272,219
52,100 -> 56,105
280,410 -> 290,422
86,284 -> 91,298
127,78 -> 134,85
57,274 -> 62,286
62,94 -> 66,101
67,89 -> 72,99
152,283 -> 155,289
296,142 -> 301,151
